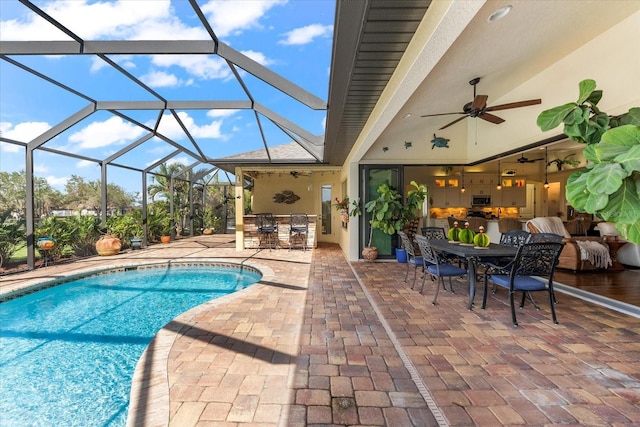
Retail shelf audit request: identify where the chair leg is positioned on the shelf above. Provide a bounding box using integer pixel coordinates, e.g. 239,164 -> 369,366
419,270 -> 427,293
404,263 -> 409,283
522,291 -> 541,310
482,273 -> 489,309
509,290 -> 519,327
432,276 -> 442,304
549,291 -> 558,324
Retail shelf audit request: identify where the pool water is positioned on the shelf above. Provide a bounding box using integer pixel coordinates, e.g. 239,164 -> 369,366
0,264 -> 260,427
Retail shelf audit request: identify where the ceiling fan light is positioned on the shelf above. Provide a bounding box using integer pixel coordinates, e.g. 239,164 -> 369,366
489,6 -> 512,22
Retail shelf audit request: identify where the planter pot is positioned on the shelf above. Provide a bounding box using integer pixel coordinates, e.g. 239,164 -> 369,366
362,246 -> 378,261
96,234 -> 122,256
160,235 -> 171,244
131,237 -> 142,250
396,248 -> 407,263
203,228 -> 213,235
37,237 -> 55,250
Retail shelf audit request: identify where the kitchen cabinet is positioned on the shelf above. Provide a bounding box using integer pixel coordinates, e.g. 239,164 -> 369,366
430,178 -> 460,207
498,178 -> 527,206
430,187 -> 460,207
466,174 -> 494,196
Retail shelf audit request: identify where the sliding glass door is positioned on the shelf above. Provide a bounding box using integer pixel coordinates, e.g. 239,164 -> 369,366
361,166 -> 402,258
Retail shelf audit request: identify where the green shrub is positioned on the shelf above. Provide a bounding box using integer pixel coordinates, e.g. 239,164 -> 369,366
0,210 -> 25,267
106,210 -> 143,248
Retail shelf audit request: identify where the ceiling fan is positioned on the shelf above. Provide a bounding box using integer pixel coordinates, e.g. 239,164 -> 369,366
512,153 -> 545,164
421,77 -> 542,130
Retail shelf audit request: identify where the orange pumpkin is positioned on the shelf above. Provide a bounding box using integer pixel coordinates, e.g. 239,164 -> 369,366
95,234 -> 122,256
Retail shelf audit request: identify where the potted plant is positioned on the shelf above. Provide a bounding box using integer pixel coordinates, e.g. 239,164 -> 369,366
547,154 -> 580,171
333,196 -> 354,223
363,181 -> 428,260
536,79 -> 640,243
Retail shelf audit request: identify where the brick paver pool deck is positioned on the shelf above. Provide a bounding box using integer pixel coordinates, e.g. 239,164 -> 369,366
2,235 -> 639,426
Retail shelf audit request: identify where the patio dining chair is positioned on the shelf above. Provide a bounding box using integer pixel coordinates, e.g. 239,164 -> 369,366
398,231 -> 425,289
484,241 -> 564,326
526,232 -> 564,243
414,234 -> 467,305
482,229 -> 531,302
421,227 -> 447,240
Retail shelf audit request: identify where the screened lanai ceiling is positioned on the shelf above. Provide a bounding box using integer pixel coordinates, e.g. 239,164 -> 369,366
0,0 -> 434,191
0,0 -> 340,187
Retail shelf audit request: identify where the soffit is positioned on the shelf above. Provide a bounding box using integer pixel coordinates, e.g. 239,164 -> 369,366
323,0 -> 431,166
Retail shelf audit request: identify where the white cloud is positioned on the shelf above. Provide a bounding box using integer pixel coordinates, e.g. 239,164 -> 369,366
156,112 -> 228,140
68,116 -> 146,150
0,141 -> 20,153
167,156 -> 190,166
34,164 -> 49,174
1,1 -> 275,82
46,175 -> 69,189
241,50 -> 273,67
140,70 -> 182,88
279,24 -> 333,45
90,56 -> 109,73
206,109 -> 238,118
0,121 -> 51,143
0,0 -> 173,41
200,0 -> 287,38
151,54 -> 230,80
146,155 -> 190,169
76,160 -> 96,168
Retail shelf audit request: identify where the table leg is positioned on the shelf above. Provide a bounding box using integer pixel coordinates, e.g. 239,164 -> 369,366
467,256 -> 476,310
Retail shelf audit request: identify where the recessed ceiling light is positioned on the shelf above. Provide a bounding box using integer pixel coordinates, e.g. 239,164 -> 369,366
402,113 -> 413,119
488,5 -> 512,22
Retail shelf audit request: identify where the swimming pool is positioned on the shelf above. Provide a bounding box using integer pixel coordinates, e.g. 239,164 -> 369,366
0,263 -> 261,427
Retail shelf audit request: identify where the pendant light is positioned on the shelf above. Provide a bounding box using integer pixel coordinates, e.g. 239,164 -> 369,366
496,160 -> 502,190
543,147 -> 550,189
460,167 -> 466,193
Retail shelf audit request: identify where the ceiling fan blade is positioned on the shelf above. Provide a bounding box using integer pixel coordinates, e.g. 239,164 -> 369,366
471,94 -> 488,110
439,115 -> 468,130
478,112 -> 505,124
421,112 -> 465,117
485,99 -> 542,112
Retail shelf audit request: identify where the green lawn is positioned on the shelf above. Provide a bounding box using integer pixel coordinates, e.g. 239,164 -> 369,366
8,244 -> 41,264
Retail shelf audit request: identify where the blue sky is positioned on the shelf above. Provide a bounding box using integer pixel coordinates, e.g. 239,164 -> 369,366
0,0 -> 335,194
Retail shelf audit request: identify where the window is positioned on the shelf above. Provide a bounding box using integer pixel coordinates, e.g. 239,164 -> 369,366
321,185 -> 332,235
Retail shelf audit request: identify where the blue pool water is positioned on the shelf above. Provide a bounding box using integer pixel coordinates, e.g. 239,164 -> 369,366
0,264 -> 260,427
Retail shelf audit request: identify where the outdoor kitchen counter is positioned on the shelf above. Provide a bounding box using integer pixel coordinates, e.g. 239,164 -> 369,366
243,214 -> 317,249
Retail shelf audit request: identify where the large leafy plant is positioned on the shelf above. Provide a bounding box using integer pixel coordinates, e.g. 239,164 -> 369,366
537,79 -> 640,243
364,181 -> 427,247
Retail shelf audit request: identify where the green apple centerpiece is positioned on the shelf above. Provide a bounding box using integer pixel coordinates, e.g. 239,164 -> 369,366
447,221 -> 460,242
458,221 -> 475,245
473,225 -> 490,247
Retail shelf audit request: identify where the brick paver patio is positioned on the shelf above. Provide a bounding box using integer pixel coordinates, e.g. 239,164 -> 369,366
2,236 -> 639,426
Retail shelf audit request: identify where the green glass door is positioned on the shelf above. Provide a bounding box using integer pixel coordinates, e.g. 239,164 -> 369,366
363,166 -> 401,258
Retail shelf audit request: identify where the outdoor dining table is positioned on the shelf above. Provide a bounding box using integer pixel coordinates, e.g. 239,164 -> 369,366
426,239 -> 519,310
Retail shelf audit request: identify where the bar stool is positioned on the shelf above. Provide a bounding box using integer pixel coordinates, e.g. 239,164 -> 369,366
256,213 -> 278,250
289,213 -> 308,251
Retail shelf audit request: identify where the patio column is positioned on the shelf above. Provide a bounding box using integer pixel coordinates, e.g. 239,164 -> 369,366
235,167 -> 244,251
